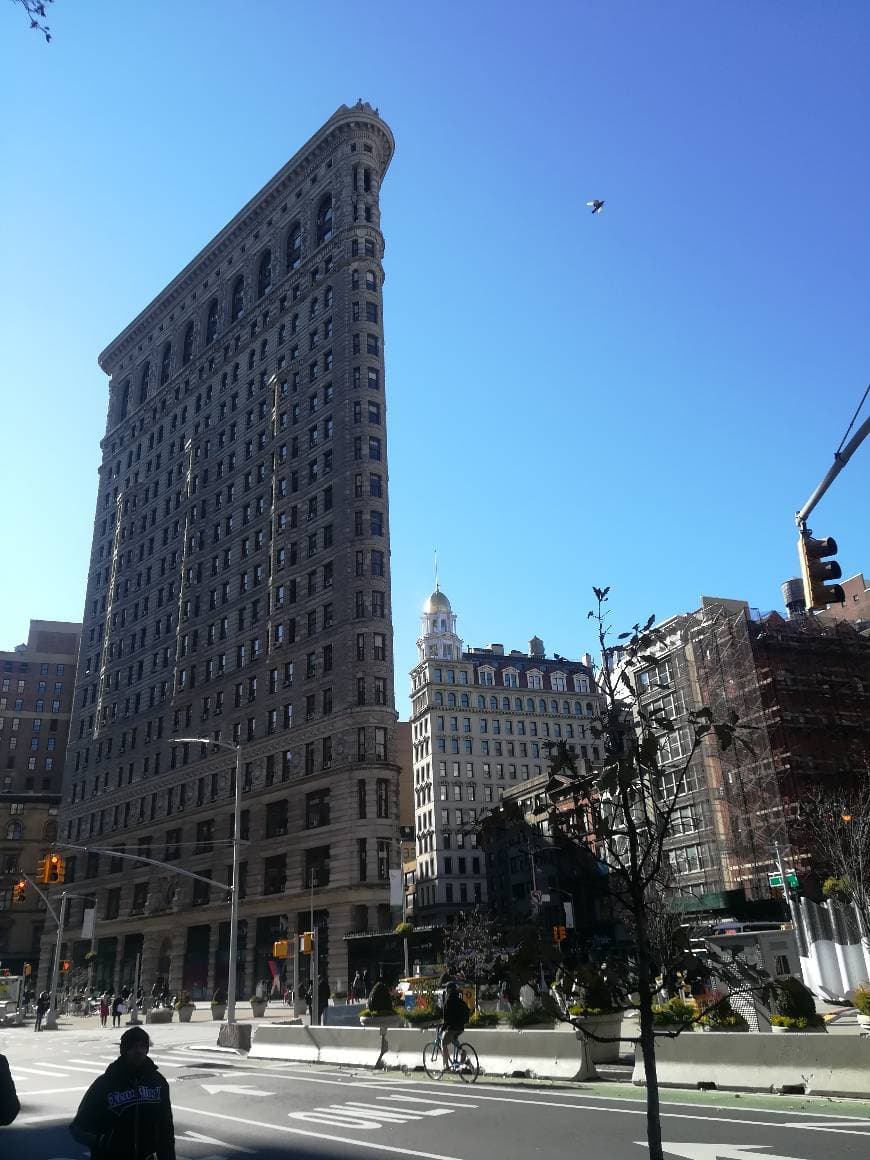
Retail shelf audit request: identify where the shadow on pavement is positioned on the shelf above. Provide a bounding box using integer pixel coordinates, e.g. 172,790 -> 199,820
4,1119 -> 386,1158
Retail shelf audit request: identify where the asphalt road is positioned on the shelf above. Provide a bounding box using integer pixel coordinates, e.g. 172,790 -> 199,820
2,1022 -> 870,1160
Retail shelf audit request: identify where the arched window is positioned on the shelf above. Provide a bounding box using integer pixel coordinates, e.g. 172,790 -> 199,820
205,298 -> 220,344
182,321 -> 194,366
434,691 -> 443,707
118,379 -> 130,421
287,222 -> 302,271
550,700 -> 558,714
477,695 -> 486,709
137,361 -> 151,406
230,275 -> 245,322
447,693 -> 456,708
514,698 -> 522,712
526,699 -> 534,712
324,285 -> 333,308
159,343 -> 172,386
489,696 -> 498,711
257,249 -> 272,299
5,821 -> 21,840
586,701 -> 594,715
316,194 -> 333,245
501,697 -> 510,710
538,699 -> 547,714
460,693 -> 469,708
562,701 -> 570,715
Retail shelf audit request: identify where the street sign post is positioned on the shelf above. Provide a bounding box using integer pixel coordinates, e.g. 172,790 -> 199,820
768,871 -> 799,889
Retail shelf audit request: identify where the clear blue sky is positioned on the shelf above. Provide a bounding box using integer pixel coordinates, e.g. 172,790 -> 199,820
2,1 -> 868,711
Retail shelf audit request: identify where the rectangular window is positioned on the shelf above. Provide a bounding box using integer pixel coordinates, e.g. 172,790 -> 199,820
304,845 -> 330,888
305,788 -> 331,828
376,777 -> 389,818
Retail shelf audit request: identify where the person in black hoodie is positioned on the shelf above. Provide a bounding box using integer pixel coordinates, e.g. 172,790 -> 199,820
70,1026 -> 175,1160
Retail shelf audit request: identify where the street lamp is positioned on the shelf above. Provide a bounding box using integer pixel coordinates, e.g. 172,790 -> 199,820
172,737 -> 242,1031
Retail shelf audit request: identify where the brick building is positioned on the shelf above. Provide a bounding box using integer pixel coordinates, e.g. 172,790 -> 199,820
1,620 -> 80,975
45,103 -> 401,998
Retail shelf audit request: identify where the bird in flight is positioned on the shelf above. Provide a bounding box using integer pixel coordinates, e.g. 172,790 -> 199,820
586,199 -> 605,214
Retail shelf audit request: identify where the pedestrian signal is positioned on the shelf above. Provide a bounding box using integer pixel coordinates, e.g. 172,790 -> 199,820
272,939 -> 289,959
61,960 -> 71,972
12,879 -> 27,903
552,924 -> 567,944
300,931 -> 313,954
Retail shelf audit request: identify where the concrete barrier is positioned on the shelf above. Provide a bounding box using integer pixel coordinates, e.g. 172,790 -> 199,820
309,1026 -> 384,1067
472,1028 -> 594,1080
632,1032 -> 870,1098
250,1023 -> 320,1062
381,1026 -> 432,1072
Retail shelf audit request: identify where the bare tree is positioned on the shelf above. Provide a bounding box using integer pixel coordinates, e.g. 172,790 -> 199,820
10,0 -> 53,41
800,785 -> 870,953
541,588 -> 748,1160
442,909 -> 506,983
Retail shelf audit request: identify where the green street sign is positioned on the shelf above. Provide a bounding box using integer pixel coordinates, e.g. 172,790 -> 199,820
768,872 -> 799,889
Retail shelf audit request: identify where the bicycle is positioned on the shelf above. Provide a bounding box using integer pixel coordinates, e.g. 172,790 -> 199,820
422,1025 -> 479,1083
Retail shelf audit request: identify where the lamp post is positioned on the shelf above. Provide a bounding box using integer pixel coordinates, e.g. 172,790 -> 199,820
172,737 -> 242,1030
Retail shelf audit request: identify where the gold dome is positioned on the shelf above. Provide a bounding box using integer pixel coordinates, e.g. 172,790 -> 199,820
423,588 -> 451,615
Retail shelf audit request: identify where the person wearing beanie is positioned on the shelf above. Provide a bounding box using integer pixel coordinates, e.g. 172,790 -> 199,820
70,1026 -> 175,1159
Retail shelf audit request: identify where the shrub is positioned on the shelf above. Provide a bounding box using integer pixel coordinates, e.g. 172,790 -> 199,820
248,994 -> 266,1005
771,1013 -> 824,1029
174,992 -> 193,1009
652,997 -> 697,1026
394,921 -> 413,936
772,976 -> 816,1021
469,1009 -> 499,1028
506,1003 -> 552,1029
699,996 -> 748,1030
852,984 -> 870,1016
572,967 -> 614,1012
211,988 -> 226,1006
568,1004 -> 610,1018
404,1005 -> 437,1027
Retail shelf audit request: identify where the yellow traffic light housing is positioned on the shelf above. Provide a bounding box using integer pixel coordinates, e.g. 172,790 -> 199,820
36,856 -> 49,884
300,931 -> 313,954
798,532 -> 845,610
12,879 -> 27,904
46,854 -> 65,884
272,939 -> 289,959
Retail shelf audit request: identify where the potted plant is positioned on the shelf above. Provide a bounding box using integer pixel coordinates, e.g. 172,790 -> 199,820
651,996 -> 698,1027
567,969 -> 623,1061
770,976 -> 826,1033
249,994 -> 267,1018
359,978 -> 404,1027
211,988 -> 227,1021
174,991 -> 195,1023
853,984 -> 870,1030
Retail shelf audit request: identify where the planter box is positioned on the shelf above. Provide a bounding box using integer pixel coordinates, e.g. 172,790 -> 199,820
359,1014 -> 405,1029
250,1002 -> 267,1018
574,1013 -> 623,1063
211,1004 -> 227,1021
856,1012 -> 870,1031
177,1005 -> 195,1023
146,1008 -> 173,1024
771,1023 -> 826,1033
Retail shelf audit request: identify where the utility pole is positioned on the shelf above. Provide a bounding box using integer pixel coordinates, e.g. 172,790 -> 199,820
43,891 -> 68,1031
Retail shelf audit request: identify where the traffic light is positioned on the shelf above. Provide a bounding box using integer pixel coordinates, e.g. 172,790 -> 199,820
61,960 -> 71,972
797,532 -> 845,610
300,931 -> 313,954
46,854 -> 65,884
551,925 -> 567,944
272,939 -> 289,959
12,879 -> 27,904
36,855 -> 49,884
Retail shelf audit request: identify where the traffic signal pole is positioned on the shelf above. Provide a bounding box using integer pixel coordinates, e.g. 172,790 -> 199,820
796,414 -> 870,530
43,891 -> 68,1031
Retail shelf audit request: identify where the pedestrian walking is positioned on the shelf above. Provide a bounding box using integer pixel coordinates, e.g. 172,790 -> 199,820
70,1026 -> 176,1159
111,994 -> 125,1028
497,977 -> 512,1014
99,995 -> 109,1028
34,991 -> 50,1032
351,971 -> 366,1001
0,1052 -> 20,1126
317,974 -> 330,1024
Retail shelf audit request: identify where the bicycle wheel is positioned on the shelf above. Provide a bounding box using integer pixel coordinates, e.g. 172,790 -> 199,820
422,1039 -> 443,1080
457,1042 -> 479,1083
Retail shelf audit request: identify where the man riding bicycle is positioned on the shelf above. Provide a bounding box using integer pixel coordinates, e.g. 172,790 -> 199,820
440,982 -> 471,1070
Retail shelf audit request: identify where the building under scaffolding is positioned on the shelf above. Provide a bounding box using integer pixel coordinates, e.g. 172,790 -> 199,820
688,602 -> 870,898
